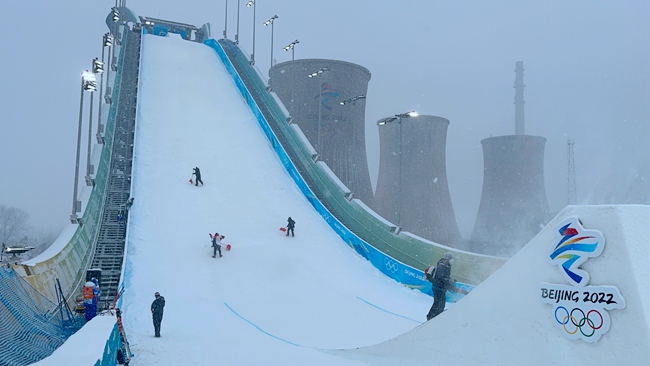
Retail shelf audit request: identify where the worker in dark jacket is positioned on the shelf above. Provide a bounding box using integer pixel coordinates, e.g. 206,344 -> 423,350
192,167 -> 203,186
425,253 -> 468,320
286,217 -> 295,237
151,292 -> 166,337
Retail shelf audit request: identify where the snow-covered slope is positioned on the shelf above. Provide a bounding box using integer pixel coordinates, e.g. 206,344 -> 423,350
339,205 -> 650,365
119,33 -> 433,365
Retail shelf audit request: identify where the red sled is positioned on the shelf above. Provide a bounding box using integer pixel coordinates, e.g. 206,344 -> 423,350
189,178 -> 193,184
226,244 -> 231,251
279,227 -> 287,232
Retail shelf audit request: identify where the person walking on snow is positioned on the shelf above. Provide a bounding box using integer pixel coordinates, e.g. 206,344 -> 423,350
425,253 -> 468,321
286,217 -> 295,237
211,232 -> 225,258
192,167 -> 203,186
151,292 -> 166,337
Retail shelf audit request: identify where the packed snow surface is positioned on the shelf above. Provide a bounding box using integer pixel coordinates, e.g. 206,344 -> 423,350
120,33 -> 431,365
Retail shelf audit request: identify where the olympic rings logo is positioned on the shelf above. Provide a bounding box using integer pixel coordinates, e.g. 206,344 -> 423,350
554,306 -> 604,338
384,258 -> 399,273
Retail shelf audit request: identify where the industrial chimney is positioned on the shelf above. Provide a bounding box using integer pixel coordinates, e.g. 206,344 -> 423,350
470,61 -> 550,256
269,59 -> 375,207
374,115 -> 462,247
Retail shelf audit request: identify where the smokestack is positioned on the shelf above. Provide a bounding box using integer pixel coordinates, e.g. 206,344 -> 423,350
470,135 -> 550,256
374,115 -> 461,247
514,61 -> 525,135
269,59 -> 375,207
470,62 -> 550,256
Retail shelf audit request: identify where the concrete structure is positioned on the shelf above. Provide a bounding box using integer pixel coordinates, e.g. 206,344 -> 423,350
374,115 -> 461,247
470,61 -> 550,256
471,135 -> 550,255
268,59 -> 374,207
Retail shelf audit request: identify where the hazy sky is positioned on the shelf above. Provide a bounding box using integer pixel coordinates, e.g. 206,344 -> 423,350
1,1 -> 648,236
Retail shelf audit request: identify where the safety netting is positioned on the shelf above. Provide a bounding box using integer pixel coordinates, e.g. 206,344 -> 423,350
0,265 -> 83,366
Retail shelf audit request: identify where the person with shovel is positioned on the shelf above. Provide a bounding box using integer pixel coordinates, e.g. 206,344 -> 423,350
286,217 -> 295,237
192,167 -> 203,186
425,253 -> 469,320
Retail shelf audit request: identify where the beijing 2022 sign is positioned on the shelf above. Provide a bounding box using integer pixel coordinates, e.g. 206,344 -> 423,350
539,217 -> 625,342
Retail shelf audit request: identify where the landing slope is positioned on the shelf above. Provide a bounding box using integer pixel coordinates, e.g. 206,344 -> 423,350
339,205 -> 650,365
120,33 -> 432,365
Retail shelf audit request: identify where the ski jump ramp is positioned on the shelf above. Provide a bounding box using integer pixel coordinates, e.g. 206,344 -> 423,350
113,31 -> 650,366
30,23 -> 649,365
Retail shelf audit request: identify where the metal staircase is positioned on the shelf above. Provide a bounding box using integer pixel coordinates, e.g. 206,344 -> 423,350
90,27 -> 141,309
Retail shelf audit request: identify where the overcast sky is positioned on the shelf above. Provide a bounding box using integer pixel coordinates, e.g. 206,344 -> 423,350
1,1 -> 648,237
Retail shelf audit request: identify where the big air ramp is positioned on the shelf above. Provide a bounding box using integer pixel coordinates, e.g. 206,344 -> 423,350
334,205 -> 650,365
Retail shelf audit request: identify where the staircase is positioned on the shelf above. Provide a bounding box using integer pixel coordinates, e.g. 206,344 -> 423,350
90,27 -> 141,309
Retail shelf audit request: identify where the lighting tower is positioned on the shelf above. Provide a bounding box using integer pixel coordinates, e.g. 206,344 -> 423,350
567,138 -> 577,205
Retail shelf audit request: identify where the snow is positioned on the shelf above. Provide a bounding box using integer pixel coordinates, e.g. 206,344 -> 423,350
31,314 -> 116,366
33,33 -> 649,365
118,33 -> 431,365
338,205 -> 650,365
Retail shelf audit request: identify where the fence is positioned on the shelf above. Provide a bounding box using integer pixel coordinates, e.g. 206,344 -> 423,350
0,266 -> 83,366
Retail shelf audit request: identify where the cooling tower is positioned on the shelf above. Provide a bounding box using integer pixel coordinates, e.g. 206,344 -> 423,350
374,115 -> 461,247
268,59 -> 374,207
470,135 -> 550,256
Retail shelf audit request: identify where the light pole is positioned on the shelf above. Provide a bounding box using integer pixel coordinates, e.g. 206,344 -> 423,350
223,0 -> 228,39
246,0 -> 256,65
109,5 -> 119,70
85,58 -> 103,186
71,71 -> 98,224
308,67 -> 330,155
283,40 -> 299,116
339,94 -> 366,106
97,34 -> 111,144
235,0 -> 241,44
111,6 -> 119,23
340,94 -> 366,187
264,15 -> 278,69
283,39 -> 299,61
377,111 -> 419,227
